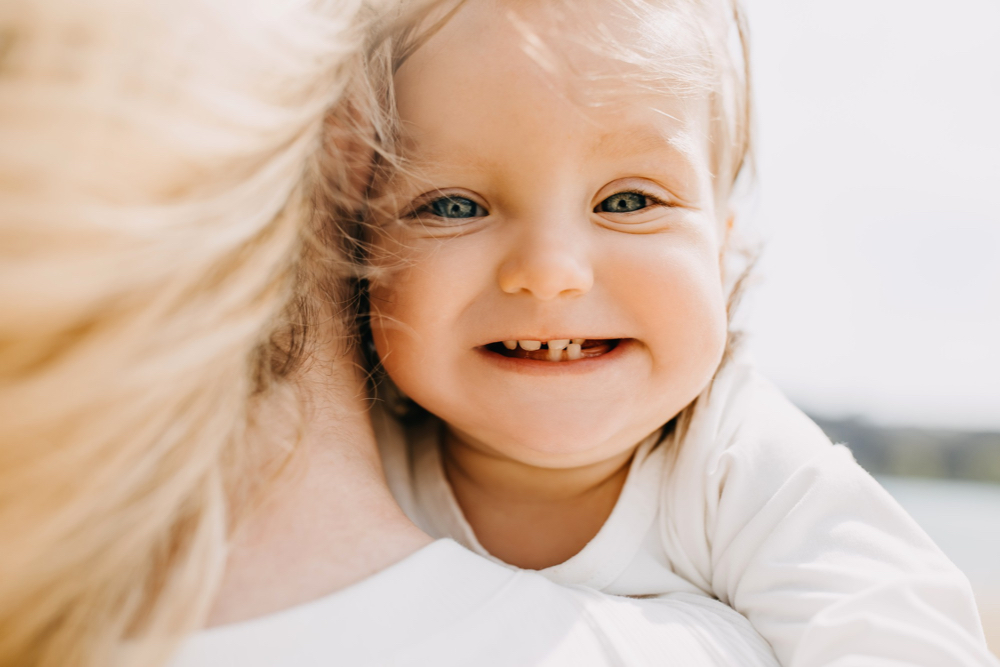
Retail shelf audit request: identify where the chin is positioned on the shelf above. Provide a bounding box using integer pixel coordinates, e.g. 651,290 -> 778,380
475,415 -> 630,466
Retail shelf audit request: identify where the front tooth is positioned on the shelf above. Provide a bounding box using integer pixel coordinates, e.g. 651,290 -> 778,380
503,341 -> 517,350
547,347 -> 564,362
566,343 -> 582,360
571,338 -> 585,345
519,340 -> 541,351
547,339 -> 570,350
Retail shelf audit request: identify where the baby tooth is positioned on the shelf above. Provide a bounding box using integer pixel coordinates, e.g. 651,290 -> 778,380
519,340 -> 541,351
547,339 -> 570,350
571,338 -> 585,345
547,347 -> 563,362
566,343 -> 582,360
503,341 -> 517,350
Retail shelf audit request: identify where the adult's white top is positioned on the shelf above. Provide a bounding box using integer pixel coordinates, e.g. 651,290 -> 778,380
376,362 -> 999,666
170,539 -> 779,666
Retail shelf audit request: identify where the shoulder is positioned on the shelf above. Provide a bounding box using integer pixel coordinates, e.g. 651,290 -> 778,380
171,540 -> 779,667
669,360 -> 841,494
169,540 -> 525,667
657,361 -> 863,586
714,363 -> 837,476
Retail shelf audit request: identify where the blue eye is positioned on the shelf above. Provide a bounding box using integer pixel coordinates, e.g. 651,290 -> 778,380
428,196 -> 485,219
598,192 -> 648,213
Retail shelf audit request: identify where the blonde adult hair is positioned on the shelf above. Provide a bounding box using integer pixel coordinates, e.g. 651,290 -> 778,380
0,0 -> 379,664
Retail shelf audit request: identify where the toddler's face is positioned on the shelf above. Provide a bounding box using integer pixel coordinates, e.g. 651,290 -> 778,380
369,0 -> 728,468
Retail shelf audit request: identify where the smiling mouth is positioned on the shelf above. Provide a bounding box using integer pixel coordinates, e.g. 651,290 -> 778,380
484,338 -> 621,362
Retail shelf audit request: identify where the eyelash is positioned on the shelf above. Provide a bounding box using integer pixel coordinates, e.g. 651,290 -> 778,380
598,189 -> 672,212
408,194 -> 487,219
406,188 -> 674,220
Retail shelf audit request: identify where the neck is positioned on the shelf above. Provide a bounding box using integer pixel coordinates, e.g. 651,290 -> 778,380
443,428 -> 634,504
441,428 -> 634,569
207,346 -> 431,627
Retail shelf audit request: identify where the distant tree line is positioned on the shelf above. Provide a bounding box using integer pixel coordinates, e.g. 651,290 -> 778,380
811,416 -> 1000,484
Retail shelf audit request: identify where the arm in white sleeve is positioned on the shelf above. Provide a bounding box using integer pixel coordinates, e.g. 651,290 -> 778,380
661,365 -> 997,666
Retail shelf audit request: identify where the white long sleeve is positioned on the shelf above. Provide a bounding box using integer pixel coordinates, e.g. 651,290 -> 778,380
661,364 -> 997,666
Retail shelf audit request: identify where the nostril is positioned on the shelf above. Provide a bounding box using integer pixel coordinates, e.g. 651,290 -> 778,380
497,252 -> 594,300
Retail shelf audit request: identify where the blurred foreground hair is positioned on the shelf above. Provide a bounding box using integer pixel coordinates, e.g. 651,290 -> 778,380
0,0 -> 377,664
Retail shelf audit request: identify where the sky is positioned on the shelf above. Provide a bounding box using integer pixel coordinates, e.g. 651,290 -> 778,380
743,0 -> 1000,430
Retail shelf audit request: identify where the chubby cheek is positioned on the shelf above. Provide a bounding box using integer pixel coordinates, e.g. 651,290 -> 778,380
612,237 -> 728,392
369,266 -> 440,396
367,241 -> 482,405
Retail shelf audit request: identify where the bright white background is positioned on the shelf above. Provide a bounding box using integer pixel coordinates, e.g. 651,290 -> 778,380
744,0 -> 1000,431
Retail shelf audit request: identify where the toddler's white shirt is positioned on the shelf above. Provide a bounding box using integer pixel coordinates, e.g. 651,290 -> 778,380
376,362 -> 999,666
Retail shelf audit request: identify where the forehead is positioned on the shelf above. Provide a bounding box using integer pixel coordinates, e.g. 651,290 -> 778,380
394,0 -> 713,171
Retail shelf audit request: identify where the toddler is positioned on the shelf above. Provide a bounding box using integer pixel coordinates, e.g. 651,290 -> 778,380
363,0 -> 997,664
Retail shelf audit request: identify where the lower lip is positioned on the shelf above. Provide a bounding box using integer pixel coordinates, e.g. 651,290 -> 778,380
474,339 -> 634,375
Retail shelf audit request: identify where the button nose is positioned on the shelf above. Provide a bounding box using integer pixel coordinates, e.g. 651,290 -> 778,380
497,231 -> 594,300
